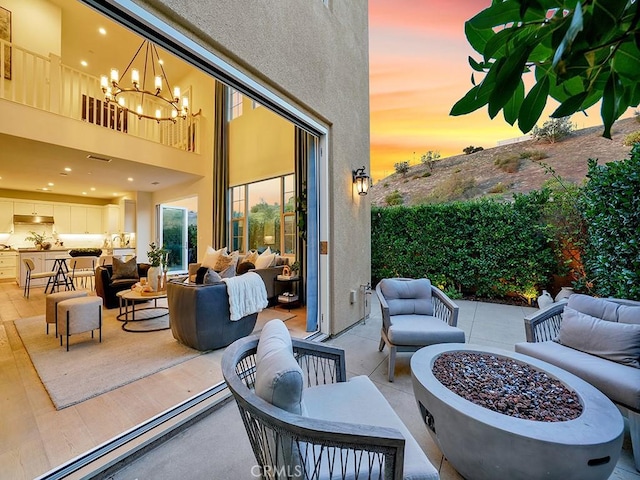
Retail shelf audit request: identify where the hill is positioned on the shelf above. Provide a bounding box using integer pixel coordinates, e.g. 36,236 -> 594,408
369,117 -> 638,207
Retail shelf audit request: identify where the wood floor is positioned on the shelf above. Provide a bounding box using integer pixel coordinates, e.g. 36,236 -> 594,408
0,281 -> 308,479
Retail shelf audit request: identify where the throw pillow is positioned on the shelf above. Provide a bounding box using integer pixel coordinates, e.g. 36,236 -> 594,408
244,250 -> 259,265
195,266 -> 209,284
557,307 -> 640,368
237,261 -> 255,275
201,246 -> 226,269
255,320 -> 305,414
214,250 -> 238,272
218,261 -> 236,279
254,252 -> 276,270
111,256 -> 139,280
204,268 -> 222,284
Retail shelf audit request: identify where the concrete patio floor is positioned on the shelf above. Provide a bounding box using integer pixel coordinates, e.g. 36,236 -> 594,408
110,297 -> 639,480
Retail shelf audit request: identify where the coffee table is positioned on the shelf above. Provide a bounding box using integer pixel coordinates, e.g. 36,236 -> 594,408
116,289 -> 169,332
411,343 -> 624,480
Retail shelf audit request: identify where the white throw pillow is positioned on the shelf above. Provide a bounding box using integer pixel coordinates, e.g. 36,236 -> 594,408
255,320 -> 305,414
201,246 -> 226,269
255,252 -> 276,270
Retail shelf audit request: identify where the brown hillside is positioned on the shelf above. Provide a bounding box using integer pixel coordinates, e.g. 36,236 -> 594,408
370,117 -> 639,207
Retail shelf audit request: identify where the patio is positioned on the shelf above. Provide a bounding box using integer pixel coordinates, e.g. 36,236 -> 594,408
109,295 -> 638,480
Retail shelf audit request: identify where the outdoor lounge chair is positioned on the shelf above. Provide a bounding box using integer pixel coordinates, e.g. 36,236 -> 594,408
376,277 -> 464,381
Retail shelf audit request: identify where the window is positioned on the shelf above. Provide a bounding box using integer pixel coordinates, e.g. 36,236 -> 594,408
230,174 -> 295,255
228,88 -> 243,120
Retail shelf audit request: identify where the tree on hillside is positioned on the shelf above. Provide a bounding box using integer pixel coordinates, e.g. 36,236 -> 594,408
533,116 -> 575,143
463,145 -> 484,155
420,150 -> 441,171
394,161 -> 410,175
451,0 -> 640,139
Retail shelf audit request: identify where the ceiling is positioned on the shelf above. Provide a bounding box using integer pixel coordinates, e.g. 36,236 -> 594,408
0,0 -> 202,201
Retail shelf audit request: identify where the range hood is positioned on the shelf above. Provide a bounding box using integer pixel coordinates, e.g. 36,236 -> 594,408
13,214 -> 55,225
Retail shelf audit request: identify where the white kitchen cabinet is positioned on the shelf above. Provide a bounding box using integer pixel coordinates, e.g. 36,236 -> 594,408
0,201 -> 13,233
70,206 -> 103,234
53,204 -> 71,234
103,204 -> 120,234
14,201 -> 54,216
0,251 -> 17,281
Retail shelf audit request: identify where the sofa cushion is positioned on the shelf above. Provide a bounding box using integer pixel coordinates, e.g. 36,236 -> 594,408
567,294 -> 619,322
255,320 -> 304,415
388,314 -> 465,346
515,340 -> 640,410
617,303 -> 640,325
303,375 -> 439,480
380,278 -> 434,316
111,256 -> 139,280
557,307 -> 640,368
201,246 -> 225,269
255,252 -> 276,270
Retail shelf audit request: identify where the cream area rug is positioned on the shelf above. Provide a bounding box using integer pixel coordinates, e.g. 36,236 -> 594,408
15,307 -> 295,410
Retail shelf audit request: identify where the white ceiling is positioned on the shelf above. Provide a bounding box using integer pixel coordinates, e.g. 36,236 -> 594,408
0,0 -> 201,201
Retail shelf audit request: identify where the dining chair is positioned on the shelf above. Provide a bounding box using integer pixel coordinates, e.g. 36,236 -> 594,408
23,258 -> 57,298
68,256 -> 98,290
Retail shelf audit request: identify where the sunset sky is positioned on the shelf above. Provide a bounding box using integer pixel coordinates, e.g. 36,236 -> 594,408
368,0 -> 607,183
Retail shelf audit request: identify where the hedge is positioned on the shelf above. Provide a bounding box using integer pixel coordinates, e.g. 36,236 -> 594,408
371,192 -> 556,300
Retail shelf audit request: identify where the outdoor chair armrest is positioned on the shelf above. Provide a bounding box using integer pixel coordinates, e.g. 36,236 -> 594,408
432,286 -> 460,327
523,300 -> 568,342
375,282 -> 393,331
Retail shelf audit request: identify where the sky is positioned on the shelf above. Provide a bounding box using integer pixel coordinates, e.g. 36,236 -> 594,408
368,0 -> 607,183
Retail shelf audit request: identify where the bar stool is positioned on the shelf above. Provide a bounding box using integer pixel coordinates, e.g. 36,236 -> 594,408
23,258 -> 56,298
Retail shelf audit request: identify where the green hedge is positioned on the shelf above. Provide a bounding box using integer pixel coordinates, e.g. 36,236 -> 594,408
581,146 -> 640,300
371,192 -> 556,300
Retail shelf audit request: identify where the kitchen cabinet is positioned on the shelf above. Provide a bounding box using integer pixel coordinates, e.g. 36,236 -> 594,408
53,205 -> 71,234
103,204 -> 120,234
14,201 -> 54,216
70,206 -> 103,234
0,251 -> 17,281
0,201 -> 13,233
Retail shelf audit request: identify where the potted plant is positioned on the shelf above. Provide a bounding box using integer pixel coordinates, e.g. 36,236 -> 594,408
25,231 -> 50,250
290,260 -> 301,277
147,242 -> 169,291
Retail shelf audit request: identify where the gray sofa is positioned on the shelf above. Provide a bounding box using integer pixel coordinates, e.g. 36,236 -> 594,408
166,279 -> 257,351
515,294 -> 640,471
222,319 -> 439,480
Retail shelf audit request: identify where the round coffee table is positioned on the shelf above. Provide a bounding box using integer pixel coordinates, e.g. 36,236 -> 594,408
116,289 -> 169,332
411,343 -> 624,480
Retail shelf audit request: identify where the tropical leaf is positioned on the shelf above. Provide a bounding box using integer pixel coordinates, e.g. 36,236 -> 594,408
518,76 -> 550,133
503,81 -> 525,125
601,72 -> 626,138
550,91 -> 588,117
552,2 -> 584,69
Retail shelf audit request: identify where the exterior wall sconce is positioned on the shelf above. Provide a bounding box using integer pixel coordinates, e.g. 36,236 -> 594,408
352,166 -> 370,196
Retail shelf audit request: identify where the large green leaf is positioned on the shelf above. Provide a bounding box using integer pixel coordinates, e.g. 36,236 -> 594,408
489,46 -> 532,118
552,2 -> 584,69
518,75 -> 550,133
465,20 -> 495,54
613,41 -> 640,80
601,71 -> 626,138
450,60 -> 501,116
503,81 -> 525,125
550,91 -> 588,117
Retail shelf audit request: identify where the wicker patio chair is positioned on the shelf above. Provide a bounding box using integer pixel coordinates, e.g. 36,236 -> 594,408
222,333 -> 415,480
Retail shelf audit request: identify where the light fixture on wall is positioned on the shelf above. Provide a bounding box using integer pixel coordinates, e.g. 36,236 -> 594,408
352,166 -> 371,196
101,40 -> 192,123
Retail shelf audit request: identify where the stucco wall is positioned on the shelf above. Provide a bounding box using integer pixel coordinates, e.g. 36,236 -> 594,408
135,0 -> 371,335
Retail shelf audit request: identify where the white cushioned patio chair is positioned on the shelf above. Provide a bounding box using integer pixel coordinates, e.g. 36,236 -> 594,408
376,277 -> 465,381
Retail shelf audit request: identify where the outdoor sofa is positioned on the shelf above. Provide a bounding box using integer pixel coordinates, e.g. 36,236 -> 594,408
515,294 -> 640,471
222,319 -> 439,480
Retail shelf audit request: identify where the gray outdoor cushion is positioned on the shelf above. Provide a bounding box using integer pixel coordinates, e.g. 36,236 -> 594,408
557,307 -> 640,368
303,375 -> 439,480
387,314 -> 465,346
567,294 -> 619,322
617,303 -> 640,325
255,320 -> 304,414
515,340 -> 640,410
380,278 -> 434,316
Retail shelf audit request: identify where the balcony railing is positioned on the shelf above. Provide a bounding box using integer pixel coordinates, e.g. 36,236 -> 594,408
0,39 -> 199,153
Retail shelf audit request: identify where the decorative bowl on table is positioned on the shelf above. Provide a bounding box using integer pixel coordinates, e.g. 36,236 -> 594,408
69,248 -> 103,257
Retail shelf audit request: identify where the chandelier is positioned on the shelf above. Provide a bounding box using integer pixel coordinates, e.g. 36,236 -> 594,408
101,40 -> 192,123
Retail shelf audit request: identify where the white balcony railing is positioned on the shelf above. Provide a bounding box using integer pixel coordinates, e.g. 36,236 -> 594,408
0,39 -> 199,153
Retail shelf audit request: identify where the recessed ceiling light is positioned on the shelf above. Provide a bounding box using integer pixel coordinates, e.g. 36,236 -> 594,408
98,27 -> 106,35
48,182 -> 54,186
64,167 -> 72,172
113,192 -> 118,196
90,187 -> 96,191
82,192 -> 87,195
80,60 -> 88,67
127,177 -> 134,182
158,59 -> 164,65
41,187 -> 49,191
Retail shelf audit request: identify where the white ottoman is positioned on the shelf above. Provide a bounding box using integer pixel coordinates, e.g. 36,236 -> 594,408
45,290 -> 89,337
57,296 -> 103,351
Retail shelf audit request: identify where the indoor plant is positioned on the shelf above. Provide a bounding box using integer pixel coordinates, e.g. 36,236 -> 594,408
147,242 -> 169,291
25,231 -> 50,250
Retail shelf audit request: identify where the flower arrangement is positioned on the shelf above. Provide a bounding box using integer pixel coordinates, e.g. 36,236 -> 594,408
25,231 -> 50,248
147,242 -> 169,268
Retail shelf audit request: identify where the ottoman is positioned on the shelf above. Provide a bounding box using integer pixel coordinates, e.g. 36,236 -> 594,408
57,296 -> 103,351
45,290 -> 89,337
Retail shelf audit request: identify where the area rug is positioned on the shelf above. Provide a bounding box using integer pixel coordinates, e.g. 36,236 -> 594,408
14,308 -> 295,410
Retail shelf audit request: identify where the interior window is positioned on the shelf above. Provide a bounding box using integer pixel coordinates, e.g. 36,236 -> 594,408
247,178 -> 281,252
230,185 -> 245,252
229,88 -> 243,120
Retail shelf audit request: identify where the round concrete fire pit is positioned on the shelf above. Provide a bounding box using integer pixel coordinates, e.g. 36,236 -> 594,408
411,344 -> 623,480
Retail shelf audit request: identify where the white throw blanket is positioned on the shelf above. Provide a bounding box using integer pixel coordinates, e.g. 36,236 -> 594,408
222,272 -> 268,321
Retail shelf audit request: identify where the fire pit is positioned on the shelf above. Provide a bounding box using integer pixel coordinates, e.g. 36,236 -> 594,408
411,344 -> 623,480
